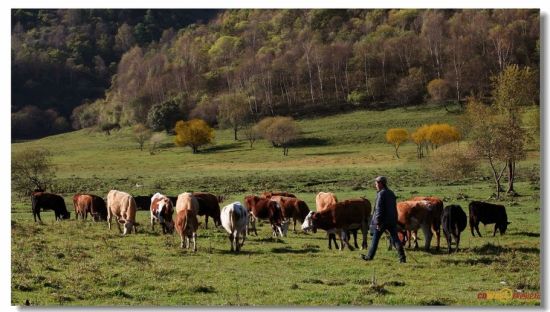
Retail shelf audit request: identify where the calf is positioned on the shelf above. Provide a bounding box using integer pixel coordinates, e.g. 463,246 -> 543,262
175,193 -> 199,251
314,192 -> 359,249
107,190 -> 138,235
193,192 -> 222,229
73,194 -> 107,221
220,202 -> 249,252
150,192 -> 175,234
31,192 -> 70,222
244,195 -> 288,238
302,198 -> 371,251
469,201 -> 509,237
441,205 -> 467,253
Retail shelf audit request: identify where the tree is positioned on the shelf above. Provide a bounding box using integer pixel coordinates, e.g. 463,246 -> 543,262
243,125 -> 260,149
410,125 -> 430,159
464,99 -> 509,199
385,128 -> 409,159
147,99 -> 184,133
12,148 -> 56,196
174,119 -> 214,153
492,65 -> 537,194
427,78 -> 450,107
427,123 -> 460,148
216,92 -> 250,140
149,132 -> 166,155
255,116 -> 277,146
262,116 -> 301,156
133,123 -> 152,151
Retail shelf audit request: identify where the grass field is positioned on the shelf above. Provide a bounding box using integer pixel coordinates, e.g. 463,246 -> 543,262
11,105 -> 541,306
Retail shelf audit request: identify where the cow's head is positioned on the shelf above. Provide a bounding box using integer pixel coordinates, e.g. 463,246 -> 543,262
62,211 -> 71,220
301,211 -> 315,233
280,219 -> 290,237
118,220 -> 136,235
499,221 -> 511,235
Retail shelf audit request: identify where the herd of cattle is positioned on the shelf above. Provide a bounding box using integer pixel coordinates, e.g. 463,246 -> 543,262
29,190 -> 510,253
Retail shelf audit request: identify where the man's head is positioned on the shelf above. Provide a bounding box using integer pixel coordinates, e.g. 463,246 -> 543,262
374,176 -> 387,191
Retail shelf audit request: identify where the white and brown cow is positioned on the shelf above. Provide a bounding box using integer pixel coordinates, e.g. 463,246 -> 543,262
175,192 -> 199,251
150,192 -> 175,234
220,201 -> 249,252
107,190 -> 138,235
244,195 -> 288,238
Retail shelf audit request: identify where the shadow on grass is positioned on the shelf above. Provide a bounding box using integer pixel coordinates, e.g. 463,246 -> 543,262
440,256 -> 499,266
290,137 -> 330,147
201,142 -> 245,153
512,231 -> 540,237
471,243 -> 540,255
216,249 -> 263,256
271,246 -> 320,254
304,150 -> 356,156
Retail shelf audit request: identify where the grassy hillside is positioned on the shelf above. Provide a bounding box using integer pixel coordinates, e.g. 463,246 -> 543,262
11,105 -> 540,306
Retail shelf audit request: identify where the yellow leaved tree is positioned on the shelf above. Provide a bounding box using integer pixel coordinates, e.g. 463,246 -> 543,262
174,119 -> 214,153
385,128 -> 409,159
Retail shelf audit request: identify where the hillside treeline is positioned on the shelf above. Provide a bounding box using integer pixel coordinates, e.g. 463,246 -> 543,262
12,9 -> 539,139
11,9 -> 218,139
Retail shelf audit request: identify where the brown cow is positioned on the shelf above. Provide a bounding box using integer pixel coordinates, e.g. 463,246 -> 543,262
150,192 -> 175,234
107,190 -> 138,235
175,192 -> 199,251
73,194 -> 107,221
261,191 -> 296,199
314,192 -> 359,249
270,196 -> 311,233
394,200 -> 434,251
407,196 -> 443,250
302,198 -> 371,251
244,195 -> 288,238
193,192 -> 222,229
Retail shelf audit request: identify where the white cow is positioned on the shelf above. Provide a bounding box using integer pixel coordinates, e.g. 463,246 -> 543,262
221,202 -> 249,252
107,190 -> 138,235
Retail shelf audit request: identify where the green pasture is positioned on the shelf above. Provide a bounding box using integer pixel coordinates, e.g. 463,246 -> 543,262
11,105 -> 540,306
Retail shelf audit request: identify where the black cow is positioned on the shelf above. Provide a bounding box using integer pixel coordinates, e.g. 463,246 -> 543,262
441,205 -> 467,253
469,201 -> 510,237
31,192 -> 70,222
133,195 -> 153,211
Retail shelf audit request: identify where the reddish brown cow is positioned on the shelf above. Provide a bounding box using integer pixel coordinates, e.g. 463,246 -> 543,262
270,196 -> 311,232
193,192 -> 221,229
261,191 -> 296,199
150,193 -> 175,234
244,195 -> 287,237
394,201 -> 434,251
302,198 -> 371,251
407,196 -> 443,250
175,208 -> 199,252
73,194 -> 107,221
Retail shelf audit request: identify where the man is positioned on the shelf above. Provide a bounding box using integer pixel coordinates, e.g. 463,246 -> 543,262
361,176 -> 406,263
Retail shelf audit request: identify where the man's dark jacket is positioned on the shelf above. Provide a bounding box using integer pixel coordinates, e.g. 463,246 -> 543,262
371,188 -> 398,228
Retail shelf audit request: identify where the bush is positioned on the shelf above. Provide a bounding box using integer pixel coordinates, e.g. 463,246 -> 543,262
174,119 -> 214,153
424,144 -> 479,181
147,99 -> 185,133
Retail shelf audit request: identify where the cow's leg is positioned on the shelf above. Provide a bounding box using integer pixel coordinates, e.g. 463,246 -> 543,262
229,233 -> 234,252
150,214 -> 155,231
434,224 -> 441,251
444,229 -> 452,254
180,233 -> 185,249
240,229 -> 246,248
192,232 -> 197,252
407,230 -> 412,248
475,223 -> 482,237
422,224 -> 432,251
204,216 -> 208,229
361,222 -> 368,250
455,230 -> 461,253
293,218 -> 297,233
328,233 -> 338,250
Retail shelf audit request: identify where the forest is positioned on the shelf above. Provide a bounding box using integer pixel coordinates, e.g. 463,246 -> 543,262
11,9 -> 540,139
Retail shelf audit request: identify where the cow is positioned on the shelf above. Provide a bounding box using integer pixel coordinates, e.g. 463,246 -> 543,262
134,195 -> 153,211
175,192 -> 199,251
150,192 -> 175,234
261,191 -> 296,199
441,205 -> 467,253
469,201 -> 510,237
73,193 -> 107,221
31,192 -> 70,222
244,195 -> 288,238
302,198 -> 371,251
106,190 -> 138,235
193,192 -> 222,229
408,196 -> 443,250
220,202 -> 249,252
393,200 -> 434,251
270,196 -> 311,233
314,192 -> 360,249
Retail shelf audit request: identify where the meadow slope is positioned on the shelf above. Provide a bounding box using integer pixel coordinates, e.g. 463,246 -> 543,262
11,105 -> 540,306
